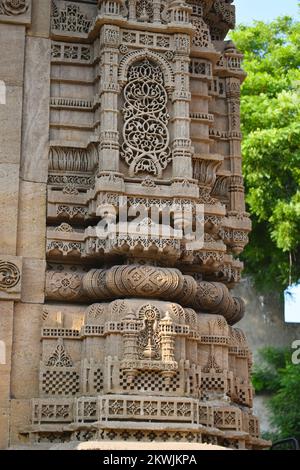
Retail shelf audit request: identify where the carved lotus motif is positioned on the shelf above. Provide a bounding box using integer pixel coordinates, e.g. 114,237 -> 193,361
50,272 -> 81,299
1,0 -> 29,15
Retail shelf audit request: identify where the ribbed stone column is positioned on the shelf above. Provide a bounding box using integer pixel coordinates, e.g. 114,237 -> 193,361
226,77 -> 246,213
98,24 -> 120,173
171,34 -> 193,180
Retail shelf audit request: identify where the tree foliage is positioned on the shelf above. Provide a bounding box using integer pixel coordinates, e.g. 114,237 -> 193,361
230,9 -> 300,291
252,347 -> 300,440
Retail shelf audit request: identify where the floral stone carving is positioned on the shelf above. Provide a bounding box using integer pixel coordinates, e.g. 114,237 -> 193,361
45,338 -> 73,368
51,2 -> 92,34
121,59 -> 171,177
0,0 -> 29,16
0,256 -> 22,301
0,260 -> 20,290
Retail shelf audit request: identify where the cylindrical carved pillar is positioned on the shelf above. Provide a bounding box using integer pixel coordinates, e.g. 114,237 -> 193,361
128,0 -> 137,20
226,77 -> 246,213
171,35 -> 193,180
153,0 -> 161,22
98,25 -> 121,173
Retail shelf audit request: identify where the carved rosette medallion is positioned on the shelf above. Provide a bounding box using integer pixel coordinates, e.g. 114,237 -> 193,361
0,261 -> 21,290
0,0 -> 29,15
47,271 -> 82,300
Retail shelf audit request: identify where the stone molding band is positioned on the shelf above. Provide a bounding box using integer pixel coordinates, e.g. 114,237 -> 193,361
46,265 -> 245,325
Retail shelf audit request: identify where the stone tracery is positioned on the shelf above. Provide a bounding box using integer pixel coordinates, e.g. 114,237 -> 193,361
121,59 -> 171,177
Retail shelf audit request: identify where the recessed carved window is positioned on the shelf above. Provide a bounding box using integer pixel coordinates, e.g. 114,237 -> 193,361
121,59 -> 171,177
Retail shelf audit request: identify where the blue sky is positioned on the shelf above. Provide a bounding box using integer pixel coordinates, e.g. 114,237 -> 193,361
233,1 -> 300,324
285,285 -> 300,323
235,0 -> 299,25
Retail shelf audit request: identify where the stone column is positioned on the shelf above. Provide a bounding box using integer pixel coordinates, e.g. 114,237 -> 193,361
128,0 -> 137,20
98,25 -> 121,173
153,0 -> 161,23
171,34 -> 193,180
160,311 -> 176,382
226,77 -> 245,213
121,313 -> 139,382
160,312 -> 176,363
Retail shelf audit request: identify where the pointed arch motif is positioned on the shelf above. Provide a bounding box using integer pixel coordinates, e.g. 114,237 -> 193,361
121,58 -> 172,177
119,49 -> 175,94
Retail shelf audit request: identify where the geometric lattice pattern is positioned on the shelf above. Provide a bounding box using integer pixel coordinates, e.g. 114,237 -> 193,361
214,411 -> 237,429
94,369 -> 104,393
42,370 -> 80,396
120,371 -> 180,393
100,429 -> 203,443
237,387 -> 250,406
201,375 -> 226,392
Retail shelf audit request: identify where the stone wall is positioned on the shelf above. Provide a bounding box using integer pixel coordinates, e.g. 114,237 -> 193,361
0,0 -> 50,449
235,278 -> 300,355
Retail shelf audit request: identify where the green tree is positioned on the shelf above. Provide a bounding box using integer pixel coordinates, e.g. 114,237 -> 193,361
230,10 -> 300,291
252,347 -> 300,440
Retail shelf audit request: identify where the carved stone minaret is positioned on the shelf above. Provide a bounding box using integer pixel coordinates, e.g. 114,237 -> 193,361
0,0 -> 268,449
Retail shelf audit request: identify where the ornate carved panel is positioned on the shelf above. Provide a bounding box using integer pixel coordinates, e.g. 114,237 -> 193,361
51,1 -> 93,34
121,59 -> 171,177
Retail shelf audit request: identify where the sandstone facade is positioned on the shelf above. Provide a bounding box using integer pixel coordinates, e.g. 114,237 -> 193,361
0,0 -> 268,449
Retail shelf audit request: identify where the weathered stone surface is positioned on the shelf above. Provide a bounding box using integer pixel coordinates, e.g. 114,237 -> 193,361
21,258 -> 46,304
0,408 -> 10,450
9,399 -> 31,447
0,301 -> 14,450
20,36 -> 50,183
0,164 -> 20,255
0,24 -> 25,86
17,181 -> 47,259
11,303 -> 42,399
0,86 -> 23,164
28,0 -> 51,38
0,301 -> 14,387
